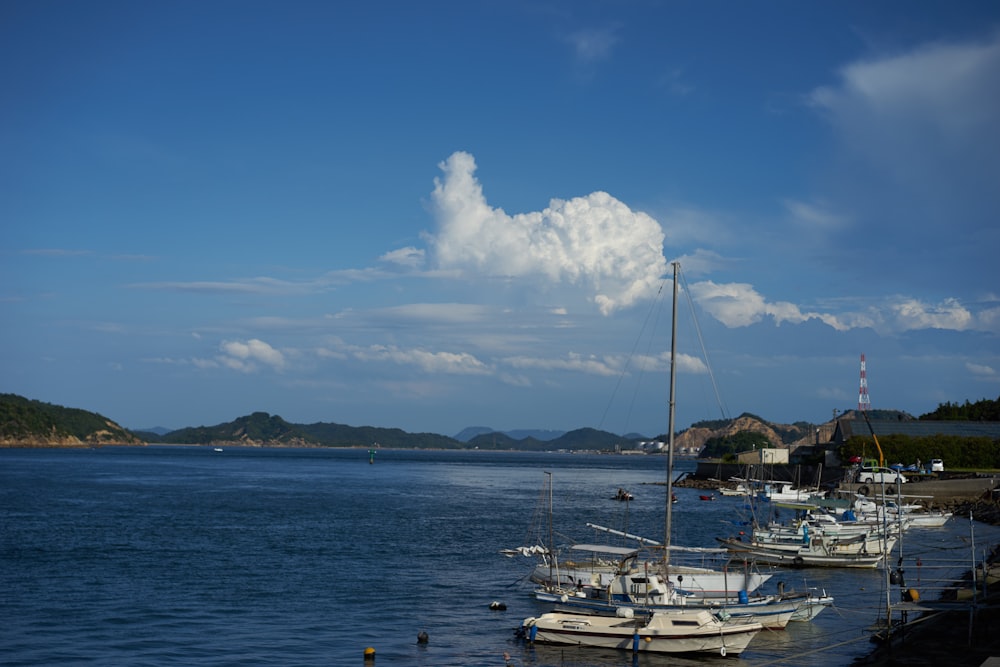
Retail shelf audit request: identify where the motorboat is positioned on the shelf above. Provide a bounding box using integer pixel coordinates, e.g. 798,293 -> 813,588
521,606 -> 762,656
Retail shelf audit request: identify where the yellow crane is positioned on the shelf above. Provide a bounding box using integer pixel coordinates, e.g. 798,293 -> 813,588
860,410 -> 885,468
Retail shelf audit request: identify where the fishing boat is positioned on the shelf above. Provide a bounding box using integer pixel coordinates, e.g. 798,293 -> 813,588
521,606 -> 762,656
778,588 -> 835,621
717,530 -> 897,568
719,482 -> 752,497
760,480 -> 826,504
853,497 -> 952,528
533,555 -> 804,628
530,537 -> 773,598
613,488 -> 634,501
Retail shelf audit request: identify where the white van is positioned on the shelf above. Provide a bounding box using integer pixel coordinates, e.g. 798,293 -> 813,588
856,466 -> 908,485
930,458 -> 944,472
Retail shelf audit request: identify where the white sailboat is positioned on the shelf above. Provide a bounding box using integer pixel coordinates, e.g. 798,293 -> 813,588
528,530 -> 772,598
521,263 -> 765,655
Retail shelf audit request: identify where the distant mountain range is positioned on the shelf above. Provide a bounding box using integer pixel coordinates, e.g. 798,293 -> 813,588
454,426 -> 650,442
137,426 -> 172,436
0,392 -> 813,452
8,391 -> 988,453
454,426 -> 567,442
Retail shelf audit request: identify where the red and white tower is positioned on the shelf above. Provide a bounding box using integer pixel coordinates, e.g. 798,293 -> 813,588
858,353 -> 871,413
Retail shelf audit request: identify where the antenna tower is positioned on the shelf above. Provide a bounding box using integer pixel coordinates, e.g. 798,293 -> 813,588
858,353 -> 871,413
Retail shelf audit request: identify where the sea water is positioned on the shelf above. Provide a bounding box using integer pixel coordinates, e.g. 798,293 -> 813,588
2,446 -> 996,666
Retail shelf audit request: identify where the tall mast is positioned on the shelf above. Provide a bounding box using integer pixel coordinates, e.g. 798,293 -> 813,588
664,261 -> 679,569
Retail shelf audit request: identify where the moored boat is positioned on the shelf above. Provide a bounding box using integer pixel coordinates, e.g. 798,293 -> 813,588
717,531 -> 897,568
530,542 -> 773,598
521,607 -> 763,656
534,564 -> 803,629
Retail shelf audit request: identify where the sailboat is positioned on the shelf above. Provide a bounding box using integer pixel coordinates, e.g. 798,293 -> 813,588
521,263 -> 765,656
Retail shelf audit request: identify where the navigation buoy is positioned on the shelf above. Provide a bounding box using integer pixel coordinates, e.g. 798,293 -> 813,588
363,647 -> 375,661
417,631 -> 429,644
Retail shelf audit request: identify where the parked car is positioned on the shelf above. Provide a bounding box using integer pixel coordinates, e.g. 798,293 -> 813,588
930,458 -> 944,472
856,466 -> 908,485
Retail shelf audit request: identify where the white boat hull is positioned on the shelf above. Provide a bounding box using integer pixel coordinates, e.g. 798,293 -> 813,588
522,609 -> 762,656
718,536 -> 894,568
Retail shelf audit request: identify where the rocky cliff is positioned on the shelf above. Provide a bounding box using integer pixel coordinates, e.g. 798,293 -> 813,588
673,414 -> 825,454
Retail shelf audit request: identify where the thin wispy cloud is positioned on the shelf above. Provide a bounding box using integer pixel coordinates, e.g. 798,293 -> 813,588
783,199 -> 850,231
564,25 -> 620,63
21,248 -> 92,257
132,277 -> 330,295
350,344 -> 491,375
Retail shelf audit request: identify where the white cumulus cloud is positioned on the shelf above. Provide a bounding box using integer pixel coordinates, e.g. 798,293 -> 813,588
688,281 -> 849,331
218,338 -> 286,373
426,151 -> 669,316
888,298 -> 973,332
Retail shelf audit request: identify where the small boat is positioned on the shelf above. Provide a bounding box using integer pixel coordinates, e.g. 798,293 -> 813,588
782,590 -> 835,621
534,564 -> 805,629
699,494 -> 715,501
854,498 -> 952,528
529,542 -> 773,598
521,607 -> 762,656
717,531 -> 897,568
613,488 -> 634,501
213,447 -> 223,452
760,481 -> 826,504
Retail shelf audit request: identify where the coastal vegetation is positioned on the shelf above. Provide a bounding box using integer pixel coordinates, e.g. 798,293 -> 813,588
147,411 -> 463,449
0,393 -> 141,446
921,396 -> 1000,421
840,433 -> 1000,470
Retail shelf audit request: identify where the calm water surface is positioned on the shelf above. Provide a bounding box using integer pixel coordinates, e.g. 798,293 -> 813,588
2,447 -> 996,666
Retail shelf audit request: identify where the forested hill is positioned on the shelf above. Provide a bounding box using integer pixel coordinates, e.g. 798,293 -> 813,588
920,396 -> 1000,421
0,393 -> 142,446
147,411 -> 464,449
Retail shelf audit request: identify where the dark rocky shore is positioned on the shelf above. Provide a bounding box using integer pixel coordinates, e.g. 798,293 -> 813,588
853,499 -> 1000,667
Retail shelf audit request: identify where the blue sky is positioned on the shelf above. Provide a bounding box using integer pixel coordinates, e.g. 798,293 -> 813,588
2,1 -> 998,437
